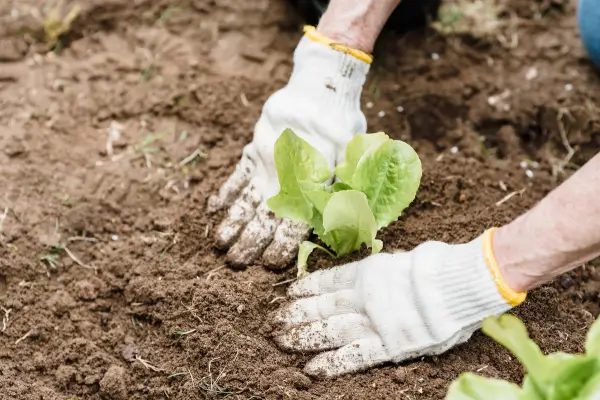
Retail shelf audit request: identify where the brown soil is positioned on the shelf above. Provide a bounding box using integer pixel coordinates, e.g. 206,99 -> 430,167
1,0 -> 600,399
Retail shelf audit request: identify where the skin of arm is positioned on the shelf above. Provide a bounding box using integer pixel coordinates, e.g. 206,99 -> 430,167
316,0 -> 402,52
495,152 -> 600,292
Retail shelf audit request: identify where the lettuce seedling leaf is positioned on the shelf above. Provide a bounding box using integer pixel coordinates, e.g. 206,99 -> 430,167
335,132 -> 389,183
322,190 -> 383,256
521,376 -> 545,400
330,182 -> 353,192
481,314 -> 596,398
297,241 -> 336,278
547,357 -> 598,400
303,188 -> 332,215
447,314 -> 600,400
350,139 -> 422,229
585,317 -> 600,357
445,373 -> 523,400
482,314 -> 551,391
266,129 -> 333,223
575,374 -> 600,400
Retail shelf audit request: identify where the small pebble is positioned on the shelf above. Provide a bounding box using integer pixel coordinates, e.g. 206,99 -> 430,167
525,67 -> 538,80
531,161 -> 540,169
560,275 -> 573,290
378,111 -> 386,118
525,169 -> 534,178
121,344 -> 139,362
237,304 -> 245,314
431,53 -> 440,61
565,83 -> 573,91
450,146 -> 458,154
396,106 -> 404,112
366,102 -> 373,109
393,367 -> 407,383
519,161 -> 528,169
111,234 -> 119,241
95,161 -> 104,167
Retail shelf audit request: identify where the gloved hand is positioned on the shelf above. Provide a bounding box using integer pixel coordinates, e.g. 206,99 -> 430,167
207,27 -> 372,268
274,228 -> 527,377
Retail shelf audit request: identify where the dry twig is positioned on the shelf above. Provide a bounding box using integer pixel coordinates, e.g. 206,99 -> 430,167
272,278 -> 296,287
135,354 -> 164,372
15,329 -> 34,345
0,207 -> 8,233
64,246 -> 97,273
1,307 -> 11,332
495,188 -> 526,206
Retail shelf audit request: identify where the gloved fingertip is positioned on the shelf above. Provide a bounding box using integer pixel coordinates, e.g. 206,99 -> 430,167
272,307 -> 288,324
263,220 -> 310,270
286,279 -> 309,298
303,353 -> 340,379
272,302 -> 305,326
262,249 -> 294,271
273,330 -> 296,352
214,223 -> 239,250
225,246 -> 258,269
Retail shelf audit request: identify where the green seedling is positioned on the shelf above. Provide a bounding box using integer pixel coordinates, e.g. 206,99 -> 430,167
40,246 -> 62,269
446,314 -> 600,400
135,132 -> 165,153
431,0 -> 503,39
160,6 -> 184,21
42,0 -> 81,51
267,129 -> 422,277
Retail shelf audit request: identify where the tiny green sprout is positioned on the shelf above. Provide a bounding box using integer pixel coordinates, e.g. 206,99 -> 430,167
134,132 -> 165,154
160,6 -> 183,21
42,0 -> 81,51
141,65 -> 156,82
40,247 -> 63,269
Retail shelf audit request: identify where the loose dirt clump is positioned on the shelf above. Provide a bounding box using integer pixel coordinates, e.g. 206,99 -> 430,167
1,0 -> 599,399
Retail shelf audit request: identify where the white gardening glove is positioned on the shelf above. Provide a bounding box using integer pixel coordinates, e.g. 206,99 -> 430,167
274,228 -> 527,377
207,27 -> 371,268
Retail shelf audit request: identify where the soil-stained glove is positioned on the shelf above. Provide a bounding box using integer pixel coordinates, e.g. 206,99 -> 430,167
274,228 -> 527,378
207,27 -> 372,268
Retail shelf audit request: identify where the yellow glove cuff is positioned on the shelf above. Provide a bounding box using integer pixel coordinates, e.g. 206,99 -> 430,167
303,25 -> 373,65
483,227 -> 527,306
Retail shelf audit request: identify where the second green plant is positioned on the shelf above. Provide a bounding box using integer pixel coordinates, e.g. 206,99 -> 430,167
267,129 -> 422,277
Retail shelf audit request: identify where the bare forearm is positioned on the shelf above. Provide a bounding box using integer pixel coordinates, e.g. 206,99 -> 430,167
495,153 -> 600,292
316,0 -> 402,52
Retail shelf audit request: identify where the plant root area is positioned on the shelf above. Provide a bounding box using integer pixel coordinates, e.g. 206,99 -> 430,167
1,0 -> 599,399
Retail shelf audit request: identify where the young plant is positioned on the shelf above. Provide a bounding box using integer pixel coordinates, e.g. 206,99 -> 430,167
446,313 -> 600,400
266,129 -> 422,277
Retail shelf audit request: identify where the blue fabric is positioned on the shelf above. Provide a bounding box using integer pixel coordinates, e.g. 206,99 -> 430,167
578,0 -> 600,68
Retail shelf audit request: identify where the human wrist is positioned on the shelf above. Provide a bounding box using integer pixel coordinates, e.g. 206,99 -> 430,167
493,225 -> 533,292
315,23 -> 375,54
315,0 -> 401,53
493,223 -> 557,293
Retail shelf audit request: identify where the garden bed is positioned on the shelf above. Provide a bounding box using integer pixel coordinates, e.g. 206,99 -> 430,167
1,0 -> 599,398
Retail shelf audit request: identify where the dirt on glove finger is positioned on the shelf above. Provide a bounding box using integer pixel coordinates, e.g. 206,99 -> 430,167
1,0 -> 599,399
